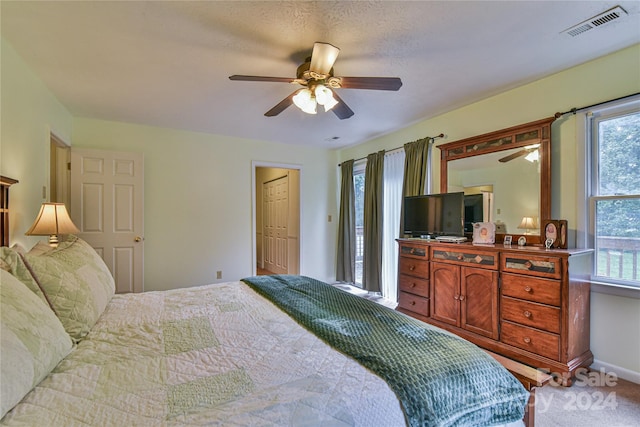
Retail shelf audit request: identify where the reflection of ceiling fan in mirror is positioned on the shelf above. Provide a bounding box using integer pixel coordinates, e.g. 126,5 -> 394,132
229,42 -> 402,119
498,144 -> 540,163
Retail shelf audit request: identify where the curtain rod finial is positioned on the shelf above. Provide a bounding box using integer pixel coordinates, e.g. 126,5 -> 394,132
430,133 -> 445,143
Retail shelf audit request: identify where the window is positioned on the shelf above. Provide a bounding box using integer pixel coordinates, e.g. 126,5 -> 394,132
587,98 -> 640,289
351,152 -> 405,299
353,162 -> 366,286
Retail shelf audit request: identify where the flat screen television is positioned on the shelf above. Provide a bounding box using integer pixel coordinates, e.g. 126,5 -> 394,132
403,192 -> 464,238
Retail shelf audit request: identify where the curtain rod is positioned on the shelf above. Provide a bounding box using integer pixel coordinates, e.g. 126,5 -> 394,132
554,92 -> 640,118
338,133 -> 445,167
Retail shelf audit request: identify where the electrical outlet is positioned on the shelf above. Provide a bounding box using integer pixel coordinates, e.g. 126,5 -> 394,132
216,270 -> 222,280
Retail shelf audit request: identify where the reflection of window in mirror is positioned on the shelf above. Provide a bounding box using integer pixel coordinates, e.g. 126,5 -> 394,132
50,134 -> 71,207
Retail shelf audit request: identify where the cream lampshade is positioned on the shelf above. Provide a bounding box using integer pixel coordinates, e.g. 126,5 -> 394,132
25,203 -> 80,246
517,216 -> 539,235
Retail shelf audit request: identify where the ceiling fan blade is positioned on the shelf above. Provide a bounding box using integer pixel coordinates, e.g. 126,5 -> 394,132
264,92 -> 296,117
338,77 -> 403,91
330,92 -> 354,120
498,149 -> 528,163
229,75 -> 295,83
310,42 -> 340,75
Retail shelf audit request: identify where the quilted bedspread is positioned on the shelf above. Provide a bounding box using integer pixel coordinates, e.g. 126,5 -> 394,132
1,281 -> 406,426
242,275 -> 529,427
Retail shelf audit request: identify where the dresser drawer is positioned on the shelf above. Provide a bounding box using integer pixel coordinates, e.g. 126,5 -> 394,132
501,273 -> 561,306
398,291 -> 429,316
501,254 -> 562,279
399,243 -> 429,259
431,247 -> 498,270
399,274 -> 429,298
399,258 -> 429,278
501,321 -> 560,360
501,296 -> 561,334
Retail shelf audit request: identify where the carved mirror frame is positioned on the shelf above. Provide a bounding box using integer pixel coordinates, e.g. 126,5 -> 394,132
439,117 -> 555,245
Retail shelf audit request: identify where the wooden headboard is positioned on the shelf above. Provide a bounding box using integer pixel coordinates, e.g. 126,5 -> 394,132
0,176 -> 19,246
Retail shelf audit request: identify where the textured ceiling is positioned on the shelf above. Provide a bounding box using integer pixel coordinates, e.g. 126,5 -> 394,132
1,1 -> 639,149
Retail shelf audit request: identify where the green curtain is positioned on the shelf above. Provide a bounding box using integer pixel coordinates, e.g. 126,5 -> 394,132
336,160 -> 355,283
363,151 -> 384,292
399,137 -> 431,236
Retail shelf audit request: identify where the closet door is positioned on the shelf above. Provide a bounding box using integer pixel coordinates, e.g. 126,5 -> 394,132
262,175 -> 288,274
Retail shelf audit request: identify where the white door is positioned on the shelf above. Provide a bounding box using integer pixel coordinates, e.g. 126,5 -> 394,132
263,175 -> 288,274
70,148 -> 144,293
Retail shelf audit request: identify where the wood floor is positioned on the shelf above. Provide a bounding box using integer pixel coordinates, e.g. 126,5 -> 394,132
256,267 -> 274,276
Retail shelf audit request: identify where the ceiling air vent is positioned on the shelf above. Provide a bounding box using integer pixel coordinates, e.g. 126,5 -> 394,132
562,6 -> 628,37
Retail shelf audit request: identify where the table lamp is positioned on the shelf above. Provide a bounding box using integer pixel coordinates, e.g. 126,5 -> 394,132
25,202 -> 80,247
517,216 -> 538,235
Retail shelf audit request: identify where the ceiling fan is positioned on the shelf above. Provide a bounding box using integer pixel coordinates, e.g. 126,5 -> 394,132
229,42 -> 402,119
498,144 -> 540,163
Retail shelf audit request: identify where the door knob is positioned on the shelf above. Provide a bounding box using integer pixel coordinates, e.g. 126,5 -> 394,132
134,236 -> 144,243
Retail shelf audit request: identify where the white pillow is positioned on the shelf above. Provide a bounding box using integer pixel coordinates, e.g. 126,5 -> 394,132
0,247 -> 51,307
0,270 -> 74,418
23,235 -> 115,341
27,240 -> 54,256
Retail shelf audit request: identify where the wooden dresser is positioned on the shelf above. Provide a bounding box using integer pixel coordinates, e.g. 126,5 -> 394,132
397,238 -> 593,385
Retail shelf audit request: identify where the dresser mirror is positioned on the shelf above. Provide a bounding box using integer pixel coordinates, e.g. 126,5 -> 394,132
438,117 -> 555,244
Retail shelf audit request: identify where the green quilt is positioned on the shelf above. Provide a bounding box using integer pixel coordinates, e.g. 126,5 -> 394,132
242,275 -> 529,427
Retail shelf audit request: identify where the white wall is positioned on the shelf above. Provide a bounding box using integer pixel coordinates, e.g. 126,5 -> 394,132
1,35 -> 338,291
71,118 -> 337,290
0,38 -> 73,249
337,44 -> 640,380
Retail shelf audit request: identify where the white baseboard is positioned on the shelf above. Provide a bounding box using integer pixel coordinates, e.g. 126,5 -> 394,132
591,359 -> 640,384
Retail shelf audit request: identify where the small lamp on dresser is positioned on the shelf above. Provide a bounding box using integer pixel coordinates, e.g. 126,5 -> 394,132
517,216 -> 538,235
25,203 -> 80,247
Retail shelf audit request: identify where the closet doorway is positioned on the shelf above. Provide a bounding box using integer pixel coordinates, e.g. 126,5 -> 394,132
253,163 -> 300,276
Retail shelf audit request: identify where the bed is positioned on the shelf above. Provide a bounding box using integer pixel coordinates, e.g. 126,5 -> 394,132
1,233 -> 529,426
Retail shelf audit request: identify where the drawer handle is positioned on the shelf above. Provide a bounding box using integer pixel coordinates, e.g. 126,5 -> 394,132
524,286 -> 532,293
523,337 -> 531,344
410,282 -> 417,288
459,295 -> 465,301
409,265 -> 415,271
454,294 -> 460,300
523,310 -> 532,318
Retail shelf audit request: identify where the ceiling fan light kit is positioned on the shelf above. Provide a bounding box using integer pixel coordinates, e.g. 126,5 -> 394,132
229,42 -> 402,119
293,88 -> 317,114
292,84 -> 339,115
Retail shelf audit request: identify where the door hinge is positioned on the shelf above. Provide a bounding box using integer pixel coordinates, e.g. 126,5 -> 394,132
67,162 -> 71,170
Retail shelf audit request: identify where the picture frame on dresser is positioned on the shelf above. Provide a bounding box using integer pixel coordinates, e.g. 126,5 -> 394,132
472,222 -> 496,244
542,219 -> 568,249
